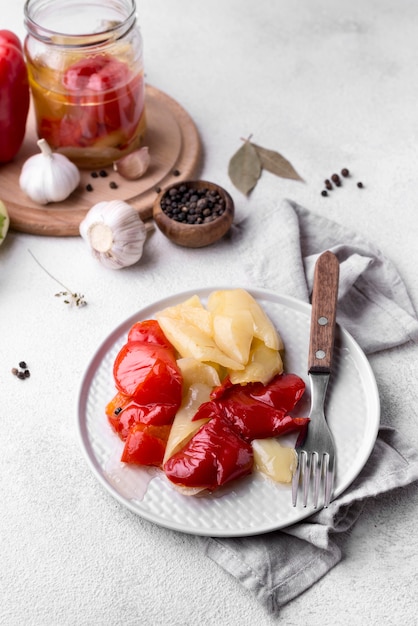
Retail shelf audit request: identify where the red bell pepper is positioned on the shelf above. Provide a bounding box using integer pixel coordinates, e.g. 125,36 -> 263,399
107,321 -> 183,466
163,416 -> 254,490
0,30 -> 29,163
194,373 -> 308,441
121,424 -> 171,466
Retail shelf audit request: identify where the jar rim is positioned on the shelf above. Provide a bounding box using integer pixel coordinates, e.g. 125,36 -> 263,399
24,0 -> 137,46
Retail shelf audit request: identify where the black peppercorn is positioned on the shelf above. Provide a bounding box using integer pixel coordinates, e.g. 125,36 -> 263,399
12,361 -> 31,380
357,182 -> 364,188
321,190 -> 328,197
324,179 -> 333,191
161,185 -> 226,223
341,168 -> 349,177
91,172 -> 98,178
331,173 -> 341,186
99,170 -> 108,178
109,181 -> 118,189
86,184 -> 94,192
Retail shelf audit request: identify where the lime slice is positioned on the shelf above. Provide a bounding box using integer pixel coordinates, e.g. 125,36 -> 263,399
0,200 -> 9,245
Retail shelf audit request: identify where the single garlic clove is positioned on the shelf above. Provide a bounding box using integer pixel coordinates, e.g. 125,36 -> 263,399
113,146 -> 151,180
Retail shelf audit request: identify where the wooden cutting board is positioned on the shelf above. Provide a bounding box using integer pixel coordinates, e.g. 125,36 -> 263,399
1,84 -> 202,237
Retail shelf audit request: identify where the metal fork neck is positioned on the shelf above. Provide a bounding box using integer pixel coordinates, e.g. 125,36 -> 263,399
308,372 -> 329,414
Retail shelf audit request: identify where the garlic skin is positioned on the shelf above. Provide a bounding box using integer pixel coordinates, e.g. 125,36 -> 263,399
79,200 -> 149,270
113,146 -> 150,180
19,139 -> 80,204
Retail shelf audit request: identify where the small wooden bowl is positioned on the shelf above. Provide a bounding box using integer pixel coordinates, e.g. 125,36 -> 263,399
153,180 -> 234,248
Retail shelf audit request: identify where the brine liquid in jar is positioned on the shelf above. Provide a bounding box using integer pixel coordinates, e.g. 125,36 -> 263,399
24,0 -> 146,169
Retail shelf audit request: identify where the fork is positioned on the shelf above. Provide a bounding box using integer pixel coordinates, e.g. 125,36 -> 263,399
292,250 -> 340,509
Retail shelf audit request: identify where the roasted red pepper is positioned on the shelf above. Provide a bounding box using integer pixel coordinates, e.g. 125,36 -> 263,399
121,424 -> 171,466
127,320 -> 175,351
113,341 -> 182,408
0,30 -> 29,163
37,54 -> 144,151
108,321 -> 183,466
163,416 -> 254,490
194,373 -> 308,441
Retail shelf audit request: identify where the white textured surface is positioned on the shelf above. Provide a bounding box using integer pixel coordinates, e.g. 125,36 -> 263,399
1,1 -> 418,625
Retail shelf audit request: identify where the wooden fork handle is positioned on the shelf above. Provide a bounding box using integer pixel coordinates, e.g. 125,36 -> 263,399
308,251 -> 340,373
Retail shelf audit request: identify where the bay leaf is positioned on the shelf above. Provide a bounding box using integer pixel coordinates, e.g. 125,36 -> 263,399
251,143 -> 304,182
228,140 -> 262,195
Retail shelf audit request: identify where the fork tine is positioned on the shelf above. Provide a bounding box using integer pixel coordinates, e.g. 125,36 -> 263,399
311,452 -> 321,508
291,455 -> 301,506
301,452 -> 310,506
323,455 -> 335,507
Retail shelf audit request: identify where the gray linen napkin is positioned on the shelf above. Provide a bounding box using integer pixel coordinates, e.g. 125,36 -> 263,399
199,200 -> 418,614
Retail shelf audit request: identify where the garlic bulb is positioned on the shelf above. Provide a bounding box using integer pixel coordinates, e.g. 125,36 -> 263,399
113,146 -> 150,180
19,139 -> 80,204
79,200 -> 150,270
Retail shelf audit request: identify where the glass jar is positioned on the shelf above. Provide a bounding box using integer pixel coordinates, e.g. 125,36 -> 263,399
24,0 -> 146,169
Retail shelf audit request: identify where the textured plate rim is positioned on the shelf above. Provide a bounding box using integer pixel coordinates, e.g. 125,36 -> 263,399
76,287 -> 380,537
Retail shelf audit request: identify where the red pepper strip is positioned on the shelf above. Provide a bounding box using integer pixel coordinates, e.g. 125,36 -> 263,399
163,416 -> 253,490
241,373 -> 306,412
195,373 -> 309,441
108,402 -> 181,440
121,424 -> 171,466
211,373 -> 305,410
127,319 -> 176,351
113,340 -> 182,408
194,398 -> 308,441
210,376 -> 234,400
0,30 -> 29,163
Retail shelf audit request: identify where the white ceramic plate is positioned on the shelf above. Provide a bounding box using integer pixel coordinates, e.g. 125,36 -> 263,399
77,288 -> 380,537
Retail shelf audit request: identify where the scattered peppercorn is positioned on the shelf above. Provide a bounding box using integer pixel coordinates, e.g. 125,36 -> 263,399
155,186 -> 161,194
99,170 -> 108,178
172,169 -> 181,176
12,361 -> 30,380
321,167 -> 365,197
321,190 -> 328,197
86,184 -> 94,192
109,181 -> 118,189
160,185 -> 226,224
91,171 -> 99,178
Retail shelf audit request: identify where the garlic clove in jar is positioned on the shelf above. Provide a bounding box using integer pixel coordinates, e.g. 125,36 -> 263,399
19,139 -> 80,204
79,199 -> 151,270
113,146 -> 150,180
